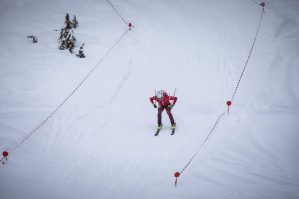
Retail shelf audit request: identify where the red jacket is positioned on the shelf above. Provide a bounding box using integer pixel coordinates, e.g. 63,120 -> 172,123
150,94 -> 177,107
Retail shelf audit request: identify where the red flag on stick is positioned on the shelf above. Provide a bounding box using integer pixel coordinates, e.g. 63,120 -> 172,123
174,172 -> 180,187
226,101 -> 232,114
2,151 -> 8,157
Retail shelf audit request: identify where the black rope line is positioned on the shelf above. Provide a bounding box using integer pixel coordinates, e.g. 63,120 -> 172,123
1,157 -> 6,164
176,3 -> 266,179
106,0 -> 128,26
180,110 -> 227,174
4,28 -> 130,157
231,5 -> 265,102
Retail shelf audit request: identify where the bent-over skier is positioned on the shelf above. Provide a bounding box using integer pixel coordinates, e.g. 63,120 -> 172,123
150,90 -> 177,131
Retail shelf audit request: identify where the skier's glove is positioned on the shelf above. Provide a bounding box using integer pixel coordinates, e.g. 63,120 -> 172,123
153,103 -> 157,108
168,104 -> 174,108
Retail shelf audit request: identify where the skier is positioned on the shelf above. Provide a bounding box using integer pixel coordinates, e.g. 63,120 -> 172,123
150,90 -> 177,131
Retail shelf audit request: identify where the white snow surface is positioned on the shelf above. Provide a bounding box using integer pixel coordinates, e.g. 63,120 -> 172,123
1,0 -> 299,198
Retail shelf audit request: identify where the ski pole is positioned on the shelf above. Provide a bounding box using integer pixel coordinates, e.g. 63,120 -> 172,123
154,89 -> 157,106
171,88 -> 177,108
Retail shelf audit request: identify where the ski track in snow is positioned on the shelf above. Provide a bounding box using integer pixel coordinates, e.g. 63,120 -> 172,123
109,63 -> 132,104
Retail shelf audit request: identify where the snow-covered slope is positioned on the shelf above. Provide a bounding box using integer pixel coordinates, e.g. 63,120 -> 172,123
1,0 -> 299,198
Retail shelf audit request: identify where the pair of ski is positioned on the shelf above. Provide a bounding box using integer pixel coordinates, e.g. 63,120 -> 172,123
155,127 -> 175,136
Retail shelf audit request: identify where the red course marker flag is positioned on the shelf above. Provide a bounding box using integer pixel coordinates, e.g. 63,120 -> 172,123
226,101 -> 232,114
2,151 -> 9,164
2,151 -> 8,157
174,172 -> 180,187
128,23 -> 132,30
226,101 -> 232,106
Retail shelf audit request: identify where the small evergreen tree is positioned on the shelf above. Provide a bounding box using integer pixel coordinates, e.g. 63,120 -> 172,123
67,33 -> 76,53
59,28 -> 69,50
76,43 -> 86,58
71,15 -> 78,28
65,13 -> 72,30
59,29 -> 76,51
58,13 -> 84,56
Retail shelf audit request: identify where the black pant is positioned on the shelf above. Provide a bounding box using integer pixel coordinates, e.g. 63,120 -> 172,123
158,106 -> 175,125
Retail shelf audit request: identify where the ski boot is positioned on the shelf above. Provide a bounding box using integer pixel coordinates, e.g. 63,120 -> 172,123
171,123 -> 176,129
158,124 -> 163,129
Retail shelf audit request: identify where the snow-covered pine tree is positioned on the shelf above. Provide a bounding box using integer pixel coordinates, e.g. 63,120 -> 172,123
58,13 -> 83,55
59,29 -> 76,51
76,43 -> 86,58
59,28 -> 69,50
71,15 -> 78,28
67,32 -> 76,53
65,13 -> 72,30
59,13 -> 77,52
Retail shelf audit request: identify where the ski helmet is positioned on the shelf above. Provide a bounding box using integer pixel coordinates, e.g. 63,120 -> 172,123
156,90 -> 165,99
